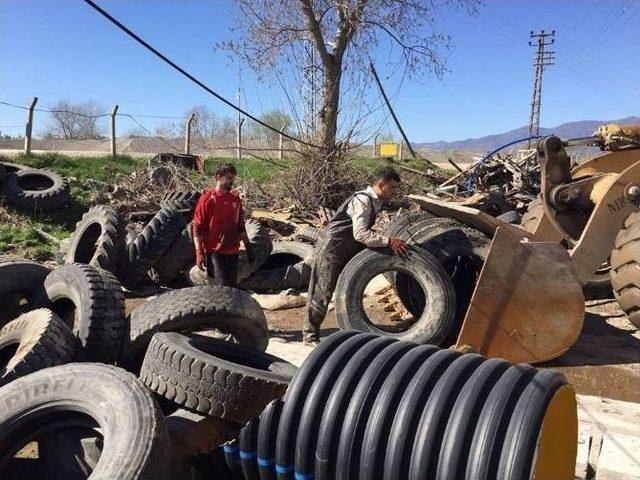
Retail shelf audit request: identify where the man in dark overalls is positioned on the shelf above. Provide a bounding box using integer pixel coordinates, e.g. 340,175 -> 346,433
303,167 -> 408,344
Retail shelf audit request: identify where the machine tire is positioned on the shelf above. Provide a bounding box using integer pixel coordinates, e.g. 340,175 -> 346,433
0,363 -> 170,480
125,207 -> 186,287
2,168 -> 69,211
0,309 -> 76,386
239,241 -> 315,292
160,190 -> 201,211
0,256 -> 50,326
122,286 -> 269,371
139,332 -> 296,422
35,264 -> 126,363
0,163 -> 6,184
150,222 -> 195,284
335,248 -> 456,345
293,225 -> 320,244
611,211 -> 640,328
65,204 -> 126,274
238,219 -> 273,282
383,211 -> 435,238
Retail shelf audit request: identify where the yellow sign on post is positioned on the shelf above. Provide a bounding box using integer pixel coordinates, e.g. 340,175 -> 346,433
379,143 -> 398,158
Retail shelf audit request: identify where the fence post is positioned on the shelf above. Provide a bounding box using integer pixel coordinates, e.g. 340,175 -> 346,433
237,118 -> 244,160
184,113 -> 195,154
278,121 -> 288,160
399,141 -> 404,161
23,97 -> 38,155
373,133 -> 379,158
110,105 -> 119,157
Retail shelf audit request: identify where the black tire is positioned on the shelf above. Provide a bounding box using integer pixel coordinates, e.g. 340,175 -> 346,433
161,190 -> 201,211
408,354 -> 485,480
465,363 -> 537,479
294,334 -> 378,478
3,168 -> 70,211
435,358 -> 510,480
496,210 -> 520,224
275,331 -> 361,480
0,163 -> 6,184
0,161 -> 24,174
35,264 -> 126,363
394,220 -> 489,331
258,399 -> 284,480
124,207 -> 186,287
0,309 -> 76,387
497,370 -> 568,480
0,363 -> 170,480
358,344 -> 440,480
315,336 -> 395,480
383,211 -> 435,238
335,248 -> 456,345
140,332 -> 296,422
239,417 -> 261,480
223,440 -> 244,479
65,204 -> 126,274
293,225 -> 320,244
383,349 -> 460,480
240,241 -> 315,292
121,286 -> 269,371
334,340 -> 417,480
150,222 -> 195,284
0,255 -> 50,326
238,219 -> 274,282
611,211 -> 640,328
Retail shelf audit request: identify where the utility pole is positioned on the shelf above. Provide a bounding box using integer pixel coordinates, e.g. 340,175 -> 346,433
237,83 -> 243,160
23,97 -> 38,155
302,37 -> 320,137
184,113 -> 195,154
528,30 -> 555,145
110,105 -> 119,157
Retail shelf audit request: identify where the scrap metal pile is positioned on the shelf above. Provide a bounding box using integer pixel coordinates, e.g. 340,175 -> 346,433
437,147 -> 540,217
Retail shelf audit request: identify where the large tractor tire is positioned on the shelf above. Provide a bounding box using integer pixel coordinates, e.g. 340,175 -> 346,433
611,211 -> 640,329
3,168 -> 70,211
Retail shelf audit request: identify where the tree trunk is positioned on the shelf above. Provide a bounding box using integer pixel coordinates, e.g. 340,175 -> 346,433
319,60 -> 342,157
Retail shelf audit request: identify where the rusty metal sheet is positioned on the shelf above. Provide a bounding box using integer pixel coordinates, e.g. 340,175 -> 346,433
407,194 -> 505,237
455,226 -> 585,364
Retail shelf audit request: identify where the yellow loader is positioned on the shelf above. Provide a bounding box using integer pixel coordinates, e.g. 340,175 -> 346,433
410,124 -> 640,364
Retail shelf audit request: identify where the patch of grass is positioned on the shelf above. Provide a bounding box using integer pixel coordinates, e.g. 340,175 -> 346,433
10,152 -> 147,182
203,156 -> 292,184
0,223 -> 56,261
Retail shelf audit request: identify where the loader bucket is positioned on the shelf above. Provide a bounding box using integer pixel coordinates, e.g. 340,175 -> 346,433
455,226 -> 585,364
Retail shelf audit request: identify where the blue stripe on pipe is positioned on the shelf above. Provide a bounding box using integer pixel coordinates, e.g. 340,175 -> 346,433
258,457 -> 274,467
223,444 -> 239,453
295,472 -> 315,480
240,450 -> 257,459
276,464 -> 295,474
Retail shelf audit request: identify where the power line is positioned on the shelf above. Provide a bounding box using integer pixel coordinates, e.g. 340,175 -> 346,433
1,100 -> 109,118
82,0 -> 323,150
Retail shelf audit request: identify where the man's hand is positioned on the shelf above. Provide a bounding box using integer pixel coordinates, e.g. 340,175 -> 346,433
196,249 -> 205,270
245,242 -> 255,264
388,237 -> 409,255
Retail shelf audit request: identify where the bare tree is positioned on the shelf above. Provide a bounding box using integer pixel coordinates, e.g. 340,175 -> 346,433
220,0 -> 478,155
46,100 -> 106,139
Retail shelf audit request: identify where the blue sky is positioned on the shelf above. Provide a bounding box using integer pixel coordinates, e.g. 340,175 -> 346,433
1,0 -> 638,143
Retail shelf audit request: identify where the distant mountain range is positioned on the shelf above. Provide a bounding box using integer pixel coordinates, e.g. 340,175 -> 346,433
416,116 -> 640,153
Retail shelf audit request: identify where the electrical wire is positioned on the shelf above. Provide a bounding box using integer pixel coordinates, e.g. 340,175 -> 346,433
82,0 -> 323,150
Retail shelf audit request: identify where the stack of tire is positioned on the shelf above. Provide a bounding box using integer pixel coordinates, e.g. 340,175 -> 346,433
334,211 -> 491,346
60,187 -> 274,289
0,160 -> 70,211
0,254 -> 297,479
215,331 -> 578,480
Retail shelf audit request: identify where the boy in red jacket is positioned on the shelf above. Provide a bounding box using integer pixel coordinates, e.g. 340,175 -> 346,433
192,163 -> 254,287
